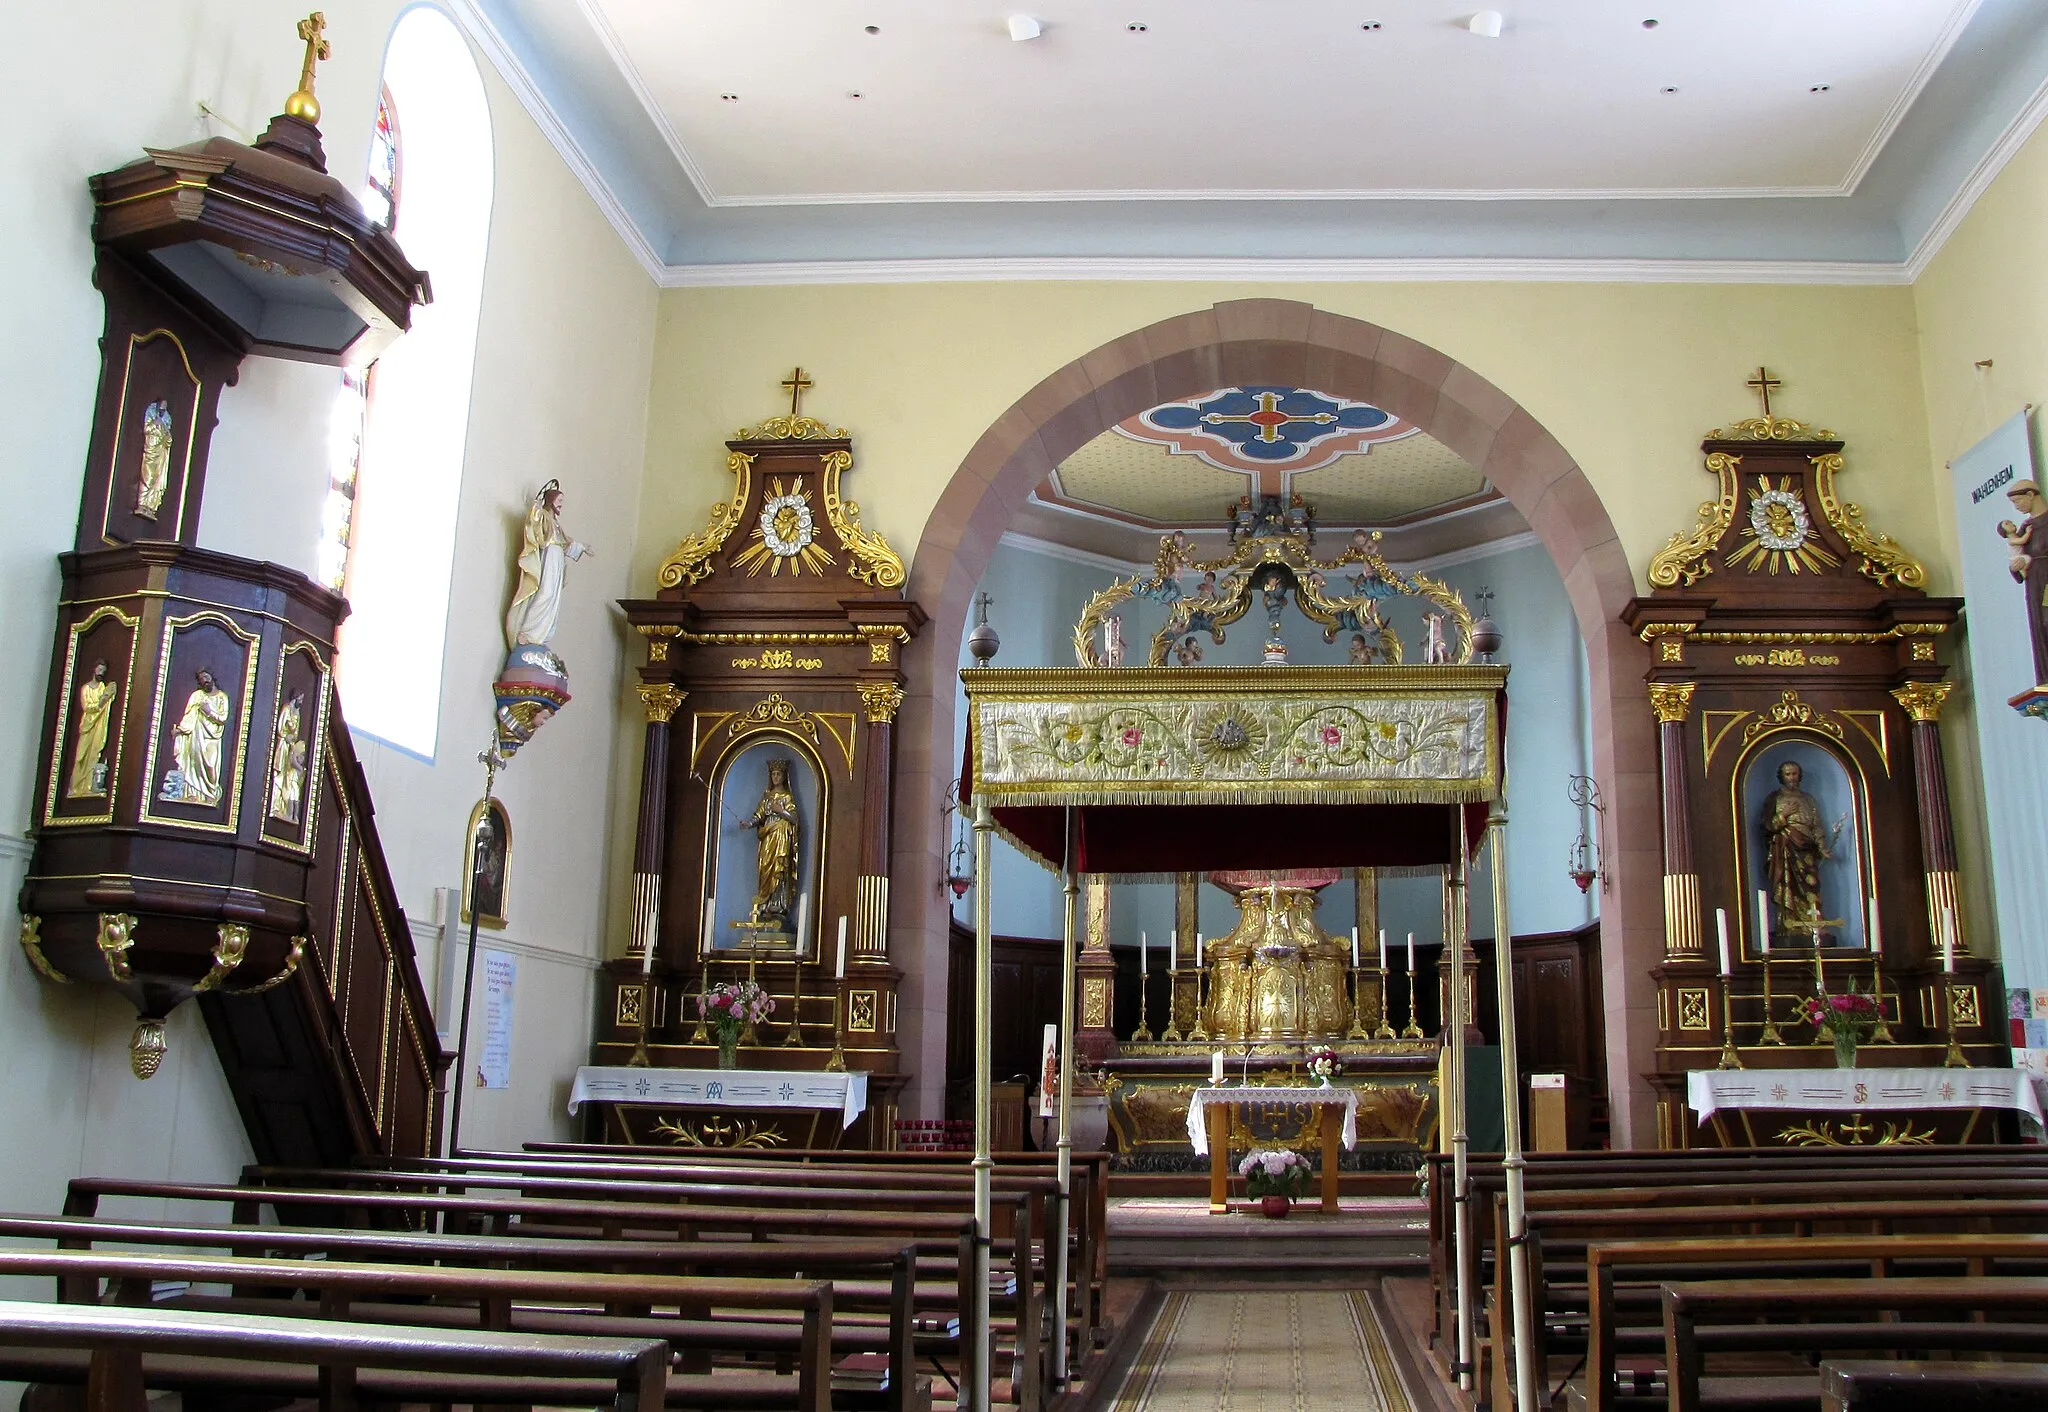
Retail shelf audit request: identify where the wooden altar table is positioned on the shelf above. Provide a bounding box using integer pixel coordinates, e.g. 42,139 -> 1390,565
1686,1067 -> 2042,1146
1187,1085 -> 1358,1214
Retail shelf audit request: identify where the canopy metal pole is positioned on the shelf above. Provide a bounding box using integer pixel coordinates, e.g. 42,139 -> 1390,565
1490,797 -> 1539,1412
1053,810 -> 1077,1388
970,797 -> 994,1412
1449,812 -> 1475,1391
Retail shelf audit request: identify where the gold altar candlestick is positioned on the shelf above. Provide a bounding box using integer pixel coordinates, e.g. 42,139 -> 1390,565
1941,976 -> 1970,1068
1132,949 -> 1155,1043
1189,964 -> 1210,1042
1400,952 -> 1424,1041
783,959 -> 807,1047
1345,966 -> 1370,1041
1759,958 -> 1785,1045
627,976 -> 654,1067
1870,968 -> 1896,1043
688,965 -> 711,1044
825,977 -> 848,1072
740,947 -> 762,1045
1715,974 -> 1743,1070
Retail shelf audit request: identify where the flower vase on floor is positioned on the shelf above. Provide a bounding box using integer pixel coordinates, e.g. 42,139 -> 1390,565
1833,1033 -> 1858,1069
1240,1148 -> 1312,1216
1260,1194 -> 1291,1219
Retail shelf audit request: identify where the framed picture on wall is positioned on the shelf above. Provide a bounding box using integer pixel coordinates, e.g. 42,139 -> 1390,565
462,796 -> 511,930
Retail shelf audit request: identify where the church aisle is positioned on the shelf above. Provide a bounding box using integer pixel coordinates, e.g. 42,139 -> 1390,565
1108,1288 -> 1418,1412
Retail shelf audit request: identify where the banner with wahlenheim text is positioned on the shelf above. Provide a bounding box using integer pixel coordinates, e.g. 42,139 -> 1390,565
1949,410 -> 2048,989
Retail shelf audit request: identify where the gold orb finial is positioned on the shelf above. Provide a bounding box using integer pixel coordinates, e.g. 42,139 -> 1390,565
285,12 -> 331,126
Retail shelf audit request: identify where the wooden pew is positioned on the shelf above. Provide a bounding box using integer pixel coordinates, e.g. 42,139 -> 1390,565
65,1179 -> 1022,1408
483,1146 -> 1110,1352
0,1212 -> 922,1412
1576,1233 -> 2048,1412
0,1248 -> 831,1411
0,1298 -> 668,1412
235,1163 -> 1055,1406
1662,1277 -> 2048,1412
1820,1359 -> 2048,1411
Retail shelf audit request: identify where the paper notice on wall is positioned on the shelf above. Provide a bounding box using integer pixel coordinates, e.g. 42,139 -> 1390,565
1038,1024 -> 1058,1118
478,950 -> 516,1089
1949,412 -> 2048,988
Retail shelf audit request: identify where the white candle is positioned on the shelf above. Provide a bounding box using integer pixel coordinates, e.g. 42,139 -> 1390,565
1943,907 -> 1957,975
1756,889 -> 1771,957
1867,892 -> 1882,957
795,895 -> 810,954
1379,929 -> 1389,973
835,915 -> 848,978
1169,928 -> 1178,975
1407,932 -> 1416,973
641,936 -> 656,976
1715,908 -> 1731,978
704,894 -> 717,946
1210,1050 -> 1224,1085
1195,932 -> 1204,968
1351,926 -> 1361,970
1139,930 -> 1148,976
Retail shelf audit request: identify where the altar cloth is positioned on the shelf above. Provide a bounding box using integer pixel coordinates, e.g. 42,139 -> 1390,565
1686,1066 -> 2043,1127
1186,1085 -> 1359,1155
569,1066 -> 868,1128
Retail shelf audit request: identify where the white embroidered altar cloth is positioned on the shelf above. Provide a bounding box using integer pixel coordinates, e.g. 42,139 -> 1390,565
1687,1066 -> 2043,1127
1186,1085 -> 1358,1155
569,1066 -> 868,1129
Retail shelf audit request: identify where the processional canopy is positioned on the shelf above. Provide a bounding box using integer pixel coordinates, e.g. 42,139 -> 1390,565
962,495 -> 1504,879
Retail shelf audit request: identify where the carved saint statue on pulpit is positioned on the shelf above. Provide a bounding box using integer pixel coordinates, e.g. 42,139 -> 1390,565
66,660 -> 117,799
743,757 -> 800,926
267,692 -> 308,825
159,668 -> 230,807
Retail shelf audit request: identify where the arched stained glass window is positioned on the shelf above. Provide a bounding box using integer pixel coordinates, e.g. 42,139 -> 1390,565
321,8 -> 494,758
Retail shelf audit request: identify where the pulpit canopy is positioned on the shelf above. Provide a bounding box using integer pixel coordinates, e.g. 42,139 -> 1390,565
961,664 -> 1506,879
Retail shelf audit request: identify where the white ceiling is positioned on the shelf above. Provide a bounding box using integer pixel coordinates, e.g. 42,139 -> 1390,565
461,0 -> 2048,273
587,0 -> 1973,205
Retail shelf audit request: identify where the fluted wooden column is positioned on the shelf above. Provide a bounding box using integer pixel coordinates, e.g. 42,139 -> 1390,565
1648,682 -> 1702,959
1076,876 -> 1119,1064
1892,680 -> 1968,956
853,681 -> 903,960
630,683 -> 685,961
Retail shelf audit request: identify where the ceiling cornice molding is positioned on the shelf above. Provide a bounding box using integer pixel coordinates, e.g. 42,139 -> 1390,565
996,530 -> 1149,578
571,0 -> 722,208
1839,0 -> 1985,198
1903,64 -> 2048,280
658,255 -> 1915,289
443,0 -> 666,282
1399,530 -> 1543,576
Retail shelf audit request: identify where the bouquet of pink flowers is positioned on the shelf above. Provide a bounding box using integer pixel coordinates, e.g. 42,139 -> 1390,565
1306,1048 -> 1341,1081
1237,1148 -> 1312,1198
699,979 -> 774,1041
1799,987 -> 1881,1041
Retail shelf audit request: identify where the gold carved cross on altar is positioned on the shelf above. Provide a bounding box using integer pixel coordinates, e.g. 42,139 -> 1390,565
781,368 -> 813,419
1747,366 -> 1783,418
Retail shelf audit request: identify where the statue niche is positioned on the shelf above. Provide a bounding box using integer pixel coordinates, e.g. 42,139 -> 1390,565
707,739 -> 821,956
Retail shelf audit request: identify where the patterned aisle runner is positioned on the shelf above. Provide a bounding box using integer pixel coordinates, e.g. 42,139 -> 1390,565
1111,1291 -> 1414,1412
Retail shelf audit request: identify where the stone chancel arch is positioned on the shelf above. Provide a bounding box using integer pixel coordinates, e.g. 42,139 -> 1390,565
895,298 -> 1661,1144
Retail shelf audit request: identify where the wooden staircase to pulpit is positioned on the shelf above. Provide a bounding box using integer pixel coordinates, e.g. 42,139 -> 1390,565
16,70 -> 447,1164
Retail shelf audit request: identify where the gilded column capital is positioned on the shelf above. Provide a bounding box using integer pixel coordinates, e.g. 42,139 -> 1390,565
857,680 -> 905,724
1647,681 -> 1697,724
637,682 -> 686,724
1891,679 -> 1953,723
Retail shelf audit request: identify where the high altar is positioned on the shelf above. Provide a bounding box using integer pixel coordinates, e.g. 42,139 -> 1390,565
963,499 -> 1514,1173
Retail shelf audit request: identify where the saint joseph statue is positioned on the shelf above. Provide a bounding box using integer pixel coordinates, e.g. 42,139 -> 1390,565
1761,760 -> 1831,940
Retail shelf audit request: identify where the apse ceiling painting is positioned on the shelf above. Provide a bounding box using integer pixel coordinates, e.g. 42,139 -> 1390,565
1036,386 -> 1491,532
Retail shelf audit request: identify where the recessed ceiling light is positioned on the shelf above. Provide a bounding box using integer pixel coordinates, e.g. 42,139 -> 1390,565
720,92 -> 739,102
863,24 -> 880,35
1641,18 -> 1659,28
1810,84 -> 1831,93
1361,21 -> 1383,31
1126,22 -> 1148,33
1660,86 -> 1679,94
848,91 -> 864,100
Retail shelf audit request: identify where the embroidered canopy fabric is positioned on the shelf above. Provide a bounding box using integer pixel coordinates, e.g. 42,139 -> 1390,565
961,665 -> 1506,877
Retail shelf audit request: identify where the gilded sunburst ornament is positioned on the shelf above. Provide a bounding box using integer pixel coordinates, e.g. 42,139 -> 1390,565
734,477 -> 836,578
1725,475 -> 1840,576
